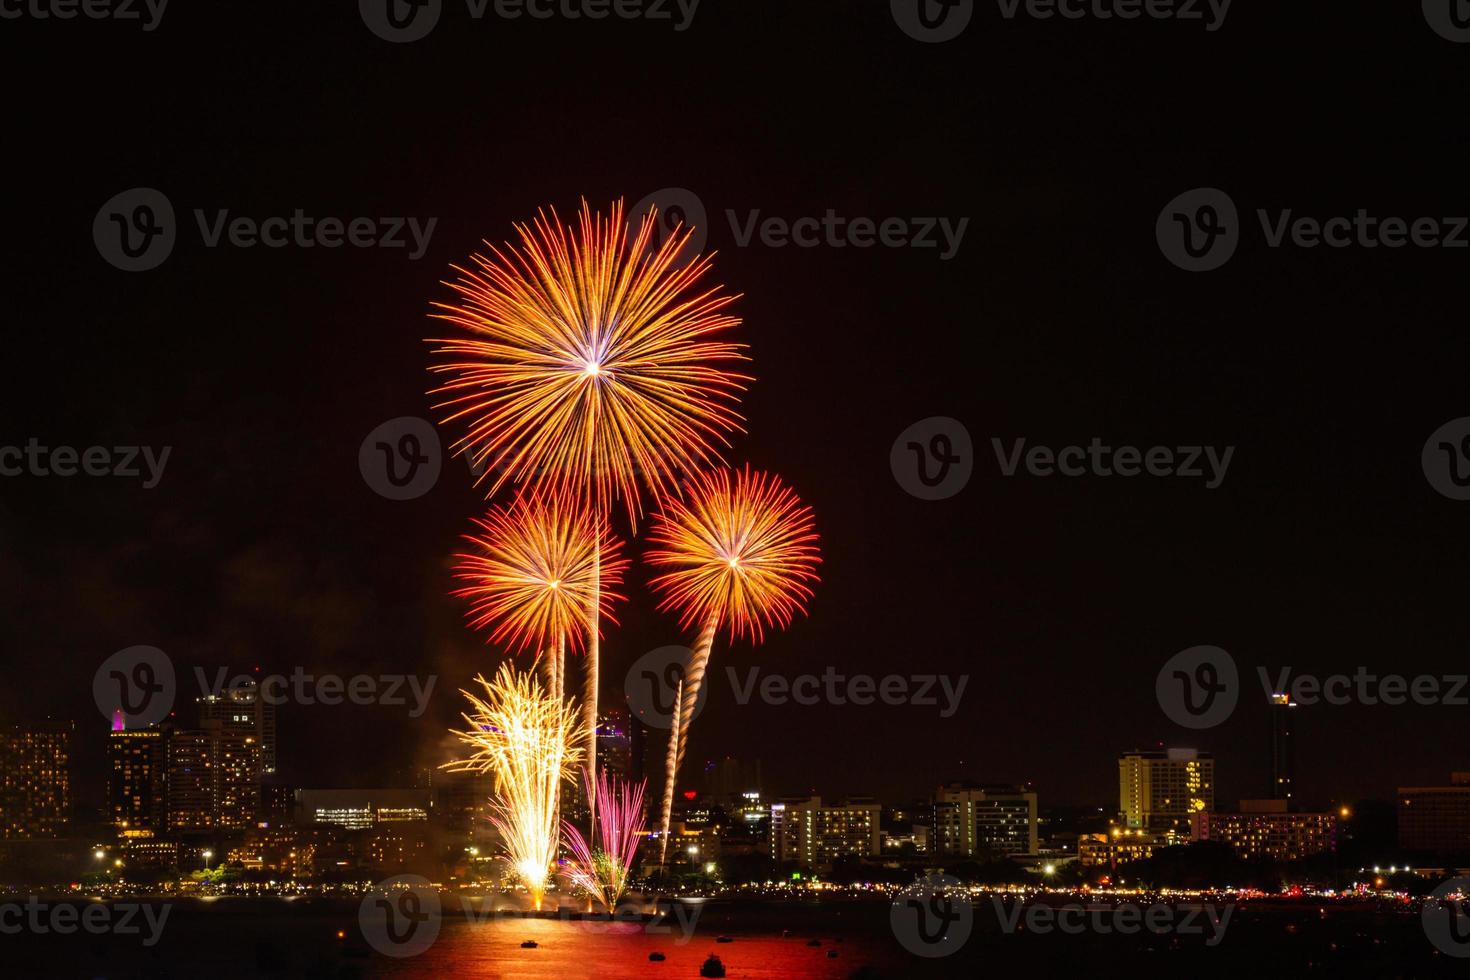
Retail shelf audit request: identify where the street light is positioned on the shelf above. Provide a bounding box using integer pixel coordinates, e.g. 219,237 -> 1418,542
203,849 -> 214,870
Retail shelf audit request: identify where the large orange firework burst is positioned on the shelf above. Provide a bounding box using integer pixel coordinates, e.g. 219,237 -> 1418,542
427,199 -> 750,527
452,493 -> 629,657
644,466 -> 819,862
646,467 -> 821,645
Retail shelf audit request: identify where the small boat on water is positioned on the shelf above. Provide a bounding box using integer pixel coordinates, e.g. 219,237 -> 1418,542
827,949 -> 839,958
700,953 -> 727,978
648,951 -> 666,961
715,935 -> 733,943
520,940 -> 538,948
806,939 -> 821,947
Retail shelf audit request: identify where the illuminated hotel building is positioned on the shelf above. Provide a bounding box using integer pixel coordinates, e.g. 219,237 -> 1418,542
1119,748 -> 1214,836
769,796 -> 880,869
0,722 -> 72,839
932,783 -> 1038,858
108,723 -> 166,835
1398,774 -> 1470,854
1191,799 -> 1336,861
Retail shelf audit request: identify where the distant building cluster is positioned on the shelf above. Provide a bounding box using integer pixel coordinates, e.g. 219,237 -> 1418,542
0,722 -> 72,840
6,688 -> 1470,887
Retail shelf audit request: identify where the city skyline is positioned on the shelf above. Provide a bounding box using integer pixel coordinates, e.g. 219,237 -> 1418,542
4,1 -> 1470,974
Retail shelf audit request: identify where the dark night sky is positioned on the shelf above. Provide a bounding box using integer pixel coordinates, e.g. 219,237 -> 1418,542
2,3 -> 1468,817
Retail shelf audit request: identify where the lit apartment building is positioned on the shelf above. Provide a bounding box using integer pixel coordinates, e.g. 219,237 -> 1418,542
770,796 -> 880,869
1119,748 -> 1214,836
0,722 -> 72,839
108,724 -> 166,836
167,720 -> 261,832
932,783 -> 1038,858
1190,799 -> 1336,861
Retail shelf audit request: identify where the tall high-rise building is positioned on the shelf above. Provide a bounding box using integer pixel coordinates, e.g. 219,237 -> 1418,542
198,681 -> 277,776
1269,693 -> 1297,803
108,724 -> 166,836
629,715 -> 649,790
166,720 -> 261,832
1119,748 -> 1215,836
769,796 -> 880,869
167,729 -> 213,833
0,722 -> 72,840
932,783 -> 1039,858
597,708 -> 633,782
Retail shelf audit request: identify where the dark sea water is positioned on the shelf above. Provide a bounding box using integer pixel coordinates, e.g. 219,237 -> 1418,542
0,896 -> 1465,979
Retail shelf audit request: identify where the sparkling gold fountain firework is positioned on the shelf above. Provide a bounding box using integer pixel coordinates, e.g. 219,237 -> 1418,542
445,664 -> 584,911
